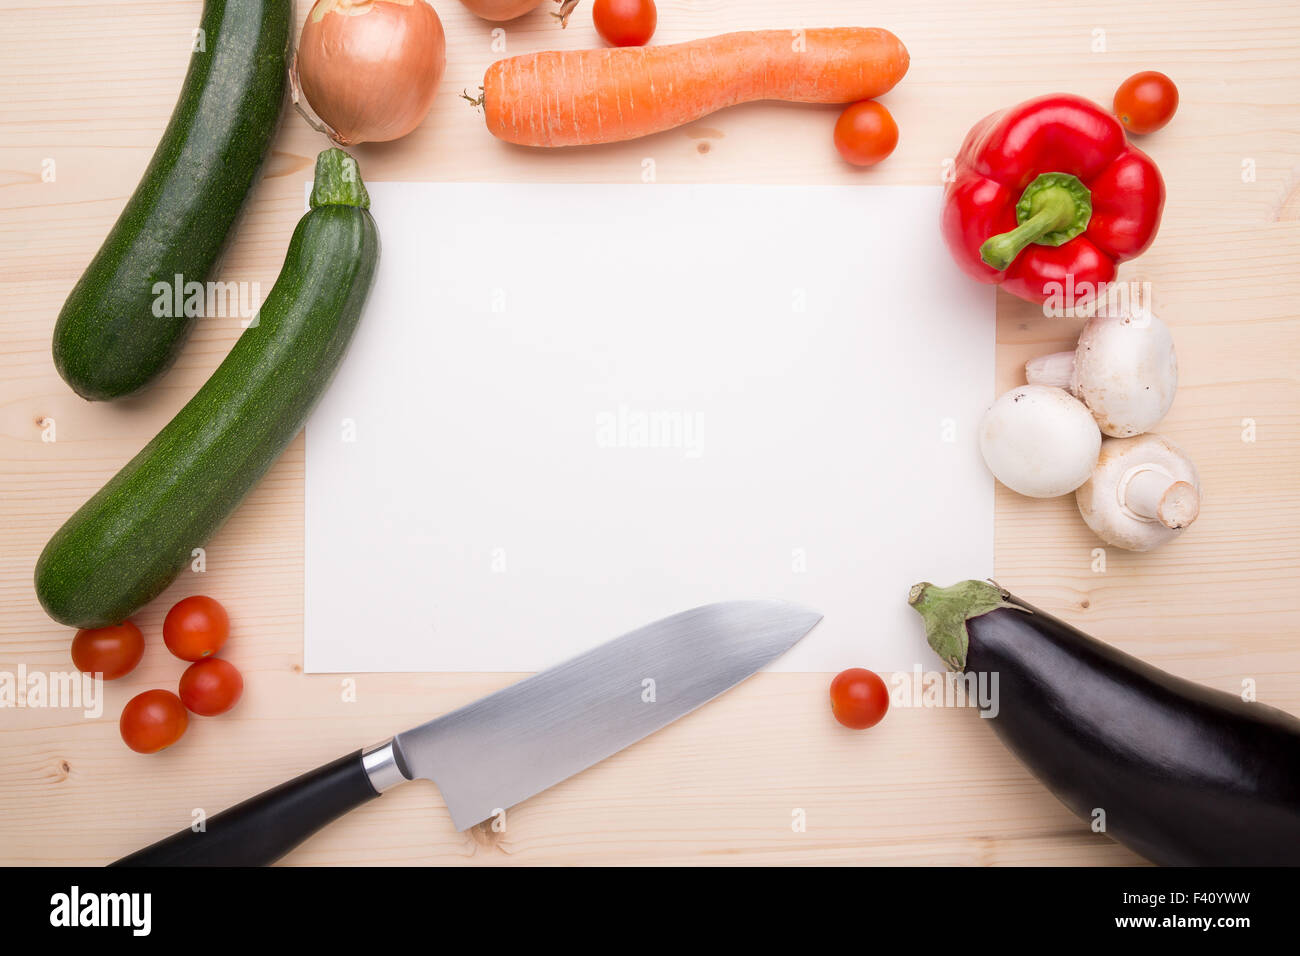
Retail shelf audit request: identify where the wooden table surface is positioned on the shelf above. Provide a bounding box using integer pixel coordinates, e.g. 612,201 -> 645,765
2,0 -> 1298,866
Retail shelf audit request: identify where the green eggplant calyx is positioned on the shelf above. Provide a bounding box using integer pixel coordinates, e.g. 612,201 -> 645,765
311,148 -> 371,210
907,580 -> 1025,671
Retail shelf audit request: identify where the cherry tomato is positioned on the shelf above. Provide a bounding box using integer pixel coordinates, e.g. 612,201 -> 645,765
120,689 -> 188,754
829,668 -> 890,729
70,621 -> 145,680
593,0 -> 657,48
833,100 -> 899,167
1113,71 -> 1178,135
178,658 -> 244,717
163,595 -> 230,661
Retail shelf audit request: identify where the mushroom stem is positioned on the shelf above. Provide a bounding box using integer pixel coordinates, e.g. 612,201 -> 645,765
1120,466 -> 1200,530
1024,351 -> 1076,389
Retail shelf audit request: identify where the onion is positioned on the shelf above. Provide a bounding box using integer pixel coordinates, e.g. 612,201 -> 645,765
459,0 -> 546,20
297,0 -> 446,145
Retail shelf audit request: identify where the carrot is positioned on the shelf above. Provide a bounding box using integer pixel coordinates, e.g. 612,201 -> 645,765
482,27 -> 910,148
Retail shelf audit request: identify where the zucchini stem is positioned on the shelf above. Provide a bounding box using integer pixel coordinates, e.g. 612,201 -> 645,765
310,148 -> 370,210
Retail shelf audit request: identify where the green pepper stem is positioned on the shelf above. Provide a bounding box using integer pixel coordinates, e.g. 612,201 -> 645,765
310,148 -> 370,210
979,172 -> 1093,271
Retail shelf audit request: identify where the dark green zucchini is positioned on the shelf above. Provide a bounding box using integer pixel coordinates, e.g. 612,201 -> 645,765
36,150 -> 379,629
52,0 -> 292,401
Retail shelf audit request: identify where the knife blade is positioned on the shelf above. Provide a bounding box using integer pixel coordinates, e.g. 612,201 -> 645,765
113,600 -> 821,866
394,599 -> 822,830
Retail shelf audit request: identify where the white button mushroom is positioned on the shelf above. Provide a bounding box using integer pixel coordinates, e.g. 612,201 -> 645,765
979,385 -> 1102,498
1025,310 -> 1177,438
1075,433 -> 1201,551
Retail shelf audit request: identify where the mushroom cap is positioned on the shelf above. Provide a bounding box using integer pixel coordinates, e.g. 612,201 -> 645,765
1071,311 -> 1178,437
1076,433 -> 1201,551
979,385 -> 1102,498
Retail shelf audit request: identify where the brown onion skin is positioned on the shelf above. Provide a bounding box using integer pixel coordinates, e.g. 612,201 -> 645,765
459,0 -> 544,20
299,0 -> 447,144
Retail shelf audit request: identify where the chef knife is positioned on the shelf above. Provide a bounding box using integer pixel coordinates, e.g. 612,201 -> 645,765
112,599 -> 821,866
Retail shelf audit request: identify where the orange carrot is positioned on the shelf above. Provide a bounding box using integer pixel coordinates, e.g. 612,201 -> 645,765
482,27 -> 910,148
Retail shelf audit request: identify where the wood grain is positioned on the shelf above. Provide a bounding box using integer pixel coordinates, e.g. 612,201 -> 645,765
1,0 -> 1297,865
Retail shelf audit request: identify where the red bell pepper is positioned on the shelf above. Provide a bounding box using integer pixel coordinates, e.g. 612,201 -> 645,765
941,93 -> 1165,305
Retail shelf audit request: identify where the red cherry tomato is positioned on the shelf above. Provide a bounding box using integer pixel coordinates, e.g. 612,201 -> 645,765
120,689 -> 188,754
833,101 -> 899,167
70,621 -> 145,680
178,658 -> 244,717
829,668 -> 890,729
1113,71 -> 1178,135
163,595 -> 230,661
592,0 -> 657,47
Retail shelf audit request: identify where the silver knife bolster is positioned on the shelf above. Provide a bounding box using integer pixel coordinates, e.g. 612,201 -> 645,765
361,738 -> 409,793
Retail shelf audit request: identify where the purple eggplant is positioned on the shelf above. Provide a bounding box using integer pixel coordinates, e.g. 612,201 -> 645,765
908,580 -> 1300,866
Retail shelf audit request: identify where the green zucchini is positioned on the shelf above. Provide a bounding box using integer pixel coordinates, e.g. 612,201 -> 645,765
36,150 -> 379,629
52,0 -> 292,401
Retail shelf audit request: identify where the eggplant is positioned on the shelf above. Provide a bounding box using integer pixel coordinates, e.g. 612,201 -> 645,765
908,580 -> 1300,865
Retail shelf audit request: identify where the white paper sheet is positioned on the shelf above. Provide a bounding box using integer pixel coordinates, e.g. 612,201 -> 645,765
303,183 -> 994,673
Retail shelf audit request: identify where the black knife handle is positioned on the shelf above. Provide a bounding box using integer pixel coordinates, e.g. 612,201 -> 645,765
111,750 -> 381,867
